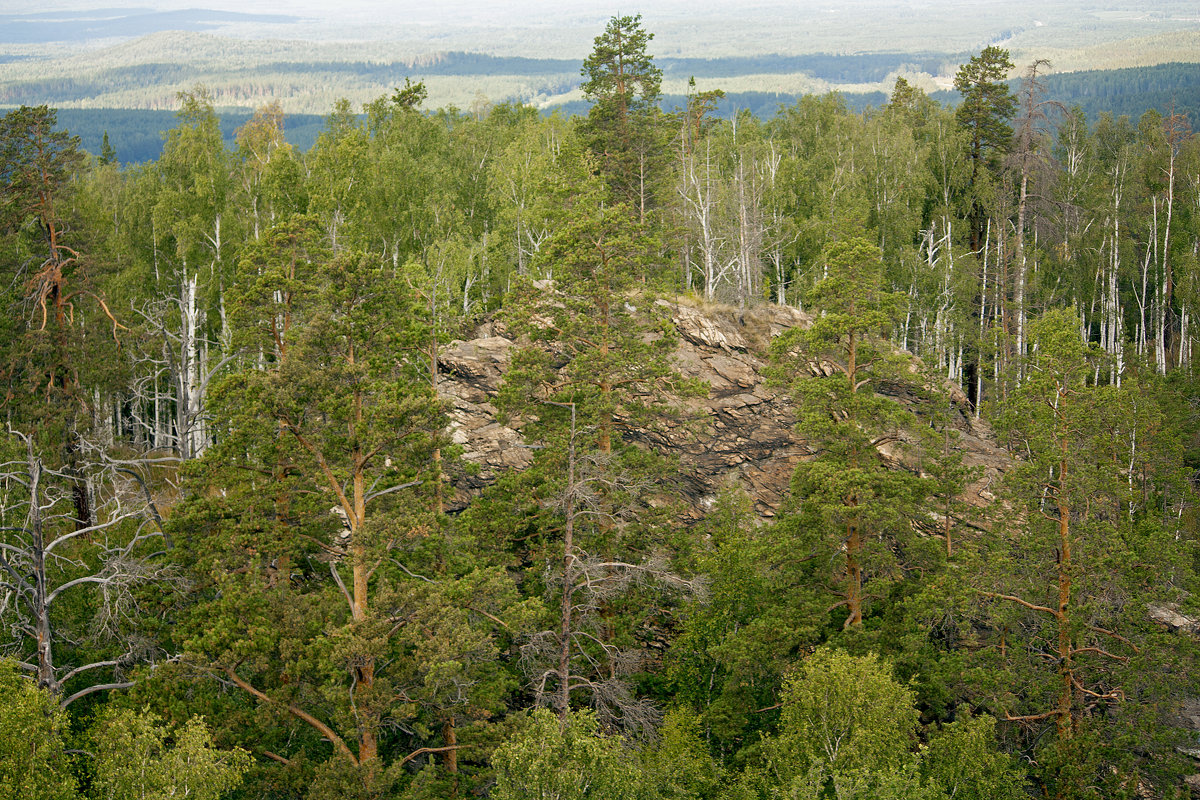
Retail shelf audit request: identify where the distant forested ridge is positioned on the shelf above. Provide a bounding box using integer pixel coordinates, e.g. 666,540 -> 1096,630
5,15 -> 1200,800
663,52 -> 954,82
53,107 -> 329,164
930,60 -> 1200,127
31,61 -> 1200,164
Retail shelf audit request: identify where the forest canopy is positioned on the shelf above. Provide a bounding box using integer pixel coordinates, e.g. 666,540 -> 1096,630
4,14 -> 1200,800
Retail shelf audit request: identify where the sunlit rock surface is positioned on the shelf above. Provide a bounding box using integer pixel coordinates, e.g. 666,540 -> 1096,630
437,300 -> 1009,519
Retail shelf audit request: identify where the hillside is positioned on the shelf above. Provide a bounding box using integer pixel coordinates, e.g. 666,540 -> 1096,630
439,298 -> 1008,520
4,11 -> 1200,800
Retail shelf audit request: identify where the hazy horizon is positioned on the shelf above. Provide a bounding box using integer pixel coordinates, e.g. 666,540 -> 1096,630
7,1 -> 1200,59
3,0 -> 1199,118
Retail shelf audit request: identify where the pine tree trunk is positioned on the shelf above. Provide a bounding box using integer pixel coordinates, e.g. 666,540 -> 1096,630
844,331 -> 864,628
1055,433 -> 1074,744
557,404 -> 577,726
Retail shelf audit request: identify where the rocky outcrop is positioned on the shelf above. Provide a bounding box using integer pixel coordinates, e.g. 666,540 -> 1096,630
436,300 -> 1009,519
437,331 -> 532,495
1151,604 -> 1200,635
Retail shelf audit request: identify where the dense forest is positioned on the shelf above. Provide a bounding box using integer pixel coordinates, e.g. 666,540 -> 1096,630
4,14 -> 1200,800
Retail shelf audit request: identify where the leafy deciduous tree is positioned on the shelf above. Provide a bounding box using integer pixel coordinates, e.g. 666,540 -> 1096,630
0,658 -> 78,800
89,708 -> 251,800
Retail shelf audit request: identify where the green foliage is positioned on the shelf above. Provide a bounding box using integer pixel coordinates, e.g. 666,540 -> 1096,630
0,104 -> 84,231
772,237 -> 934,629
768,649 -> 919,779
89,708 -> 250,800
953,46 -> 1016,173
501,193 -> 679,440
154,87 -> 235,270
760,648 -> 953,800
667,489 -> 798,750
0,660 -> 79,800
8,31 -> 1200,800
641,708 -> 724,799
487,113 -> 582,279
0,103 -> 105,441
953,45 -> 1015,251
581,15 -> 662,114
171,212 -> 531,796
766,94 -> 871,255
234,102 -> 307,234
977,309 -> 1200,797
496,178 -> 700,731
921,710 -> 1027,800
304,98 -> 370,250
491,708 -> 645,800
580,14 -> 669,215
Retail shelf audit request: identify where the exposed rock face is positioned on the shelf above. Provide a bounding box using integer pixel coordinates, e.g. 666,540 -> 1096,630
437,332 -> 532,497
1152,604 -> 1200,636
436,300 -> 1008,518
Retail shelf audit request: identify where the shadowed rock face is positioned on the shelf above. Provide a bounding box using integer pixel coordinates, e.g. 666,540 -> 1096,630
436,300 -> 1008,519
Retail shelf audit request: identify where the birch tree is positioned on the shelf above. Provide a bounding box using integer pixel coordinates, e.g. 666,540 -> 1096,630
145,88 -> 239,459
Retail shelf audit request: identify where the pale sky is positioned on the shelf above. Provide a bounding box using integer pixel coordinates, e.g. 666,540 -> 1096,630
4,0 -> 1199,61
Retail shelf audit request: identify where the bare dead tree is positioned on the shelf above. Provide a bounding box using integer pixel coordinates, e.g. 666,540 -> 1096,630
0,428 -> 178,707
130,290 -> 240,460
677,135 -> 734,300
519,402 -> 705,737
730,118 -> 765,317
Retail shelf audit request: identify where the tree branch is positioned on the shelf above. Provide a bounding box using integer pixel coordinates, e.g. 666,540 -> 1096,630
977,590 -> 1056,616
1087,624 -> 1140,655
466,605 -> 510,629
1071,646 -> 1129,663
59,658 -> 125,685
397,745 -> 467,767
284,426 -> 355,526
60,680 -> 136,709
364,479 -> 421,503
1004,710 -> 1057,723
42,508 -> 147,556
329,562 -> 354,616
260,749 -> 292,766
224,667 -> 359,767
112,467 -> 171,547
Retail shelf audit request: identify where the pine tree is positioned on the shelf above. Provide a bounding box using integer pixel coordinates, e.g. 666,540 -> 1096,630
499,174 -> 698,733
954,46 -> 1016,254
580,14 -> 667,220
178,231 -> 521,791
0,104 -> 124,526
979,309 -> 1197,798
773,237 -> 933,630
99,130 -> 116,165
